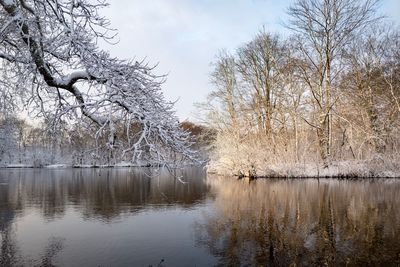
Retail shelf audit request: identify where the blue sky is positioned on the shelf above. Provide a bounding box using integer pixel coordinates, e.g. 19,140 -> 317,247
101,0 -> 400,121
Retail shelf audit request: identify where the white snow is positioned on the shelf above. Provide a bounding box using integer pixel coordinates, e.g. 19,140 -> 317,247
5,164 -> 34,168
44,164 -> 69,168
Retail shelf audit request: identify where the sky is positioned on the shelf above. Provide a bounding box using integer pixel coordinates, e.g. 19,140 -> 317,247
100,0 -> 400,121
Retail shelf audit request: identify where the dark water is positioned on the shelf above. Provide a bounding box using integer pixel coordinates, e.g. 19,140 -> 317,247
0,169 -> 399,266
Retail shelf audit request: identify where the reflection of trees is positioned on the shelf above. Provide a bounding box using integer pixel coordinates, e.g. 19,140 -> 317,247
38,237 -> 65,267
0,177 -> 20,266
0,168 -> 208,265
0,168 -> 209,221
1,174 -> 65,267
196,177 -> 400,266
0,176 -> 66,266
0,218 -> 19,266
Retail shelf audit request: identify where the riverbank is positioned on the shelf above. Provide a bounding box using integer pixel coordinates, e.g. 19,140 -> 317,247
208,158 -> 400,178
0,162 -> 152,169
3,160 -> 398,178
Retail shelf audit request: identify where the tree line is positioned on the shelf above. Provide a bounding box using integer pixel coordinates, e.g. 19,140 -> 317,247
200,0 -> 400,176
0,115 -> 210,166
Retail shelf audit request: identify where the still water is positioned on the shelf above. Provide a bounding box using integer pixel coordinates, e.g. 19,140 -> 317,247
0,168 -> 399,266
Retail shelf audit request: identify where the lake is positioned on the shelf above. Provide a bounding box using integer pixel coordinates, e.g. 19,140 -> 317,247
0,168 -> 399,266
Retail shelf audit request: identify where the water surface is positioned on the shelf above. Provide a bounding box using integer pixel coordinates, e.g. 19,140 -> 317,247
0,168 -> 399,266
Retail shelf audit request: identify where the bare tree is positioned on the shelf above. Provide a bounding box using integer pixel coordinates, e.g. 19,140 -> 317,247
236,30 -> 284,137
277,40 -> 307,162
209,51 -> 239,131
0,0 -> 198,165
341,25 -> 400,154
287,0 -> 381,166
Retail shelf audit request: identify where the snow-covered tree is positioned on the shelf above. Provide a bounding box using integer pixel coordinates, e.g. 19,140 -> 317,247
0,116 -> 19,163
0,0 -> 198,165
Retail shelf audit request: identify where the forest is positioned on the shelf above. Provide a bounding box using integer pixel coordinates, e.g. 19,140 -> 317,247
0,0 -> 399,177
199,0 -> 400,177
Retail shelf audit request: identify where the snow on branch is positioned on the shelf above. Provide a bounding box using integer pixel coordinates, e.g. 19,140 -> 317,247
0,0 -> 199,165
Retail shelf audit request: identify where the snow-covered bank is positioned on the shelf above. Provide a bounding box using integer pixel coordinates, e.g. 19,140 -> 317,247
3,163 -> 35,168
45,164 -> 69,168
208,159 -> 400,178
0,162 -> 151,169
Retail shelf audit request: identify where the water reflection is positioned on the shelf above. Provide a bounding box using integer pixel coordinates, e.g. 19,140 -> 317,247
0,168 -> 208,221
196,177 -> 400,266
0,168 -> 211,266
1,169 -> 400,266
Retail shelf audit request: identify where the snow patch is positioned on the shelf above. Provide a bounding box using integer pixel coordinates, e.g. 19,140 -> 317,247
44,164 -> 69,169
5,164 -> 34,168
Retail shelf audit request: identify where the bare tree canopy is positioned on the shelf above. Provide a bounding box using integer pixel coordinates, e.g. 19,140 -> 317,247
0,0 -> 198,165
287,0 -> 381,166
200,0 -> 399,176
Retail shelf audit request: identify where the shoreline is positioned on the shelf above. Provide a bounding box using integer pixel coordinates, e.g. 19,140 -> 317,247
2,163 -> 399,179
207,160 -> 400,179
231,174 -> 400,179
0,163 -> 153,169
204,172 -> 400,179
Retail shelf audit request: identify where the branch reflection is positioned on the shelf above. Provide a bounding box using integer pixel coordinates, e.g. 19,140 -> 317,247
0,168 -> 209,221
196,177 -> 400,266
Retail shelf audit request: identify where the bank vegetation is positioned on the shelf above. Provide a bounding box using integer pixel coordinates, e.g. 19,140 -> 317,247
199,0 -> 400,177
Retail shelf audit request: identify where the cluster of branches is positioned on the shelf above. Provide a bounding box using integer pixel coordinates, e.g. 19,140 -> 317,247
201,0 -> 400,173
0,115 -> 209,166
0,0 -> 199,165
